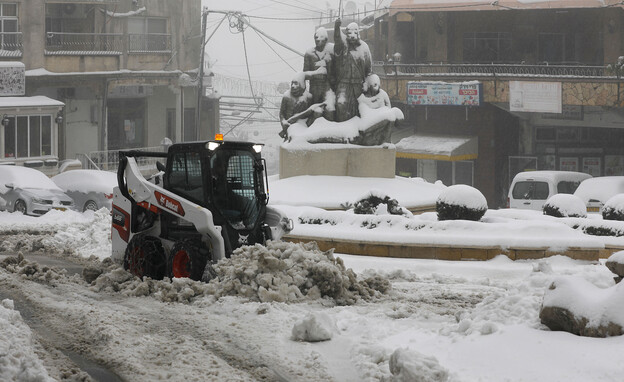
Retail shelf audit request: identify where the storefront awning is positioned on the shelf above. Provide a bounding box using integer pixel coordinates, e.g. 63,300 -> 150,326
395,134 -> 478,161
0,96 -> 64,110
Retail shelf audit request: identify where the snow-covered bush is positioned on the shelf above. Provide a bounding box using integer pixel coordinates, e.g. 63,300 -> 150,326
352,191 -> 412,217
435,185 -> 487,221
542,194 -> 587,218
602,194 -> 624,221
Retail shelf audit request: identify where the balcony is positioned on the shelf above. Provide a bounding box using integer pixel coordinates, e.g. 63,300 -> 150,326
0,32 -> 22,57
45,32 -> 123,55
374,62 -> 613,80
128,33 -> 172,53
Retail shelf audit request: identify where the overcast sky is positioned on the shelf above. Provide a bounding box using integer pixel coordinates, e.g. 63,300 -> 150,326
202,0 -> 386,83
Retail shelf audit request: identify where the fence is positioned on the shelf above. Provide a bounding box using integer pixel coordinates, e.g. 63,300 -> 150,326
76,146 -> 166,174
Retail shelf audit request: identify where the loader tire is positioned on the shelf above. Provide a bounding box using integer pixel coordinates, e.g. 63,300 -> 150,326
168,241 -> 208,281
124,235 -> 167,280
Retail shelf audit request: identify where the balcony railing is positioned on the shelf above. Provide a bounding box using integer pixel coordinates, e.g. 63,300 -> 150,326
0,32 -> 22,57
45,32 -> 123,55
373,62 -> 612,79
128,33 -> 172,53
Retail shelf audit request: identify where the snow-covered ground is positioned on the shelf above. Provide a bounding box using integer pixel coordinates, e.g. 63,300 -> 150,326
1,176 -> 624,381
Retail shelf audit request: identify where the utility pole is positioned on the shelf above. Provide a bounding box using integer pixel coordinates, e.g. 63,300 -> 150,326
195,8 -> 208,140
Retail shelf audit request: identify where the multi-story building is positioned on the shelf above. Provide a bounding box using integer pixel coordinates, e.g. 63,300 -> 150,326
365,0 -> 624,207
0,0 -> 210,170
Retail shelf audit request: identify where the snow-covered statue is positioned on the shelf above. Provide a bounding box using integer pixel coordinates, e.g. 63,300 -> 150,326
279,18 -> 403,146
303,27 -> 335,122
333,18 -> 372,122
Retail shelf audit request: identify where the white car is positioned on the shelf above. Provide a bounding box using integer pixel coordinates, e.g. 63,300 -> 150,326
508,171 -> 591,210
573,176 -> 624,213
52,169 -> 117,212
0,165 -> 75,216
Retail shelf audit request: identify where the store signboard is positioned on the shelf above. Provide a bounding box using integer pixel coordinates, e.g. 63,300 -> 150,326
407,81 -> 483,106
582,157 -> 601,177
510,81 -> 561,113
559,157 -> 578,172
605,155 -> 624,176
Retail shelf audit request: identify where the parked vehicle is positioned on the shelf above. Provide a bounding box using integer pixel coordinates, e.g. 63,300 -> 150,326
507,171 -> 591,210
52,169 -> 117,212
0,166 -> 74,216
573,176 -> 624,213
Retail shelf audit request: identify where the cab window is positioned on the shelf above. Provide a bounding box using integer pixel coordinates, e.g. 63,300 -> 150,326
167,151 -> 204,204
512,181 -> 549,200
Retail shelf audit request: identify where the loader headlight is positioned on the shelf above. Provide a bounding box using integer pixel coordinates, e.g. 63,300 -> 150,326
207,141 -> 221,151
252,144 -> 263,153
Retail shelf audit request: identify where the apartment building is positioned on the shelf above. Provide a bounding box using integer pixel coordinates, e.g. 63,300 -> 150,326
0,0 -> 209,170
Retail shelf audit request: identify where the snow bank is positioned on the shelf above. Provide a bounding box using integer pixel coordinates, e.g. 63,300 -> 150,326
90,241 -> 390,305
0,299 -> 55,382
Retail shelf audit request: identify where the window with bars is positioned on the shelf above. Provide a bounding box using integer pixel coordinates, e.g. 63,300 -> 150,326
3,115 -> 53,158
0,3 -> 18,51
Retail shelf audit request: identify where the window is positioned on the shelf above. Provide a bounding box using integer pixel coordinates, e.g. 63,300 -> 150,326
0,3 -> 18,51
463,32 -> 512,63
128,17 -> 169,52
168,151 -> 204,204
538,33 -> 576,63
512,181 -> 549,200
3,115 -> 54,159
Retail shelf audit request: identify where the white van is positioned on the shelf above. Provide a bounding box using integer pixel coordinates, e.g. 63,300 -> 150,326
507,171 -> 592,210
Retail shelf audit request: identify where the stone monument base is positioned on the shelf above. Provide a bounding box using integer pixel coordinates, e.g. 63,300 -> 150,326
279,144 -> 396,179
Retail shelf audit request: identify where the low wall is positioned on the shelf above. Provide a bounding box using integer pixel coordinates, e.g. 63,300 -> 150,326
279,145 -> 396,179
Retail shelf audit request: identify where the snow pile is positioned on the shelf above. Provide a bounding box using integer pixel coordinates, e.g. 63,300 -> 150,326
388,348 -> 449,382
1,253 -> 72,285
437,184 -> 487,210
206,240 -> 390,305
0,209 -> 112,260
543,194 -> 587,218
0,299 -> 55,382
291,312 -> 336,342
90,241 -> 390,305
541,276 -> 624,337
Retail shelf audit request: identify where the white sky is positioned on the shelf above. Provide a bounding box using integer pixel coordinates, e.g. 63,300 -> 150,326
202,0 -> 386,83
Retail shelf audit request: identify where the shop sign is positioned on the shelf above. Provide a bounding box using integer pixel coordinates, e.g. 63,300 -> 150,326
605,155 -> 624,176
510,81 -> 561,113
559,157 -> 578,172
407,81 -> 483,106
582,157 -> 601,177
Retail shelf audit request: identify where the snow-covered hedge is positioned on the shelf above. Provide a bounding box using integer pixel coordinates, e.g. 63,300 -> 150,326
602,194 -> 624,221
350,191 -> 412,218
543,194 -> 587,218
436,185 -> 487,221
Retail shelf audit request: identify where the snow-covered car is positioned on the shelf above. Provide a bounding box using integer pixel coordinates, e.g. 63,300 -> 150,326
52,169 -> 117,212
573,176 -> 624,213
0,166 -> 75,216
507,171 -> 591,210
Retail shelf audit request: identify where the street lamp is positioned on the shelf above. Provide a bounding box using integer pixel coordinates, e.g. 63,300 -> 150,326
1,114 -> 9,127
55,111 -> 63,124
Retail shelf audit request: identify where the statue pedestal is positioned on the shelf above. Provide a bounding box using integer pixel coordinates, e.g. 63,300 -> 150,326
279,144 -> 396,179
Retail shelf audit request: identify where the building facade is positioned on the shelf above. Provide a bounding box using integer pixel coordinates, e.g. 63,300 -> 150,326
366,0 -> 624,207
0,0 -> 211,170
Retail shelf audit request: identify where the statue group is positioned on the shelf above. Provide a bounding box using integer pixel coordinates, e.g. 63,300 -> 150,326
279,18 -> 397,145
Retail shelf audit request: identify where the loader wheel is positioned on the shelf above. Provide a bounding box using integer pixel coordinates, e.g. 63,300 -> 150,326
168,241 -> 208,281
124,235 -> 166,280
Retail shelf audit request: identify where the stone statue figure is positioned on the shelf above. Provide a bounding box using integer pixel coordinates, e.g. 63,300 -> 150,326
279,73 -> 325,141
358,74 -> 391,112
303,27 -> 335,122
333,18 -> 372,122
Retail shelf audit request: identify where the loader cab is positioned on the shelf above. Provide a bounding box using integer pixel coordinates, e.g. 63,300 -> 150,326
163,140 -> 268,255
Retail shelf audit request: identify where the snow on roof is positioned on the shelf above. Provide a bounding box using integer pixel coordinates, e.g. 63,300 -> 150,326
573,176 -> 624,203
0,61 -> 24,68
389,0 -> 622,14
52,170 -> 117,194
395,134 -> 478,160
0,166 -> 61,192
512,171 -> 592,183
0,96 -> 64,109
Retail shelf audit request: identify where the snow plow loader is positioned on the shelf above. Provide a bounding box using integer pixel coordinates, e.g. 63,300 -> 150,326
111,139 -> 292,281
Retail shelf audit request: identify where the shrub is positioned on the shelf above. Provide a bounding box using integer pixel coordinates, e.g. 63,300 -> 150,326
352,193 -> 411,217
602,194 -> 624,221
542,194 -> 587,218
436,185 -> 487,221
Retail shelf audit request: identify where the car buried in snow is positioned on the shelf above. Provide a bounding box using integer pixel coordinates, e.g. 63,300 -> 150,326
0,165 -> 75,216
52,169 -> 117,212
